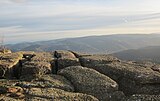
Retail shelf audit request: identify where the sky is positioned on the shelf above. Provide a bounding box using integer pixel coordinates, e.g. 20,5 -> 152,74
0,0 -> 160,44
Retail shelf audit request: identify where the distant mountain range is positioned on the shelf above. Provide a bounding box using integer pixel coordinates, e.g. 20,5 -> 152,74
7,34 -> 160,54
113,46 -> 160,63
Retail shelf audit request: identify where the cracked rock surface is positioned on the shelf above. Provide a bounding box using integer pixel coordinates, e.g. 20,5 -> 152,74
0,50 -> 160,101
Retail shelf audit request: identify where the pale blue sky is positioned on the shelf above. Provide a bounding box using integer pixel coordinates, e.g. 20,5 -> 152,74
0,0 -> 160,43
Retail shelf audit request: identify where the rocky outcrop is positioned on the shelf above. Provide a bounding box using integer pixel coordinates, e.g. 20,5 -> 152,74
0,50 -> 160,101
79,54 -> 160,95
58,66 -> 121,101
0,74 -> 98,101
0,87 -> 98,101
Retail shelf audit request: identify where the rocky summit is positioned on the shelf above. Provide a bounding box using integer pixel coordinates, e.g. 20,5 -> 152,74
0,50 -> 160,101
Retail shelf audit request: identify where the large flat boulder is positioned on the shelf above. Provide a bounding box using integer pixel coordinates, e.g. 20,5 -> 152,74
0,53 -> 23,78
82,61 -> 160,95
79,54 -> 120,67
58,66 -> 119,101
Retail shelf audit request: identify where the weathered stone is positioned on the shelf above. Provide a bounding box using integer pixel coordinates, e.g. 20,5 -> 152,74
127,94 -> 160,101
54,50 -> 76,58
57,58 -> 80,70
0,96 -> 22,101
16,74 -> 74,92
110,91 -> 126,101
0,53 -> 23,78
19,52 -> 54,80
8,92 -> 25,99
27,88 -> 99,101
1,51 -> 160,101
82,61 -> 160,95
58,66 -> 118,101
0,84 -> 25,100
54,50 -> 81,70
25,97 -> 49,101
7,86 -> 23,93
0,85 -> 23,94
20,61 -> 52,80
31,52 -> 53,62
0,79 -> 18,86
79,54 -> 120,67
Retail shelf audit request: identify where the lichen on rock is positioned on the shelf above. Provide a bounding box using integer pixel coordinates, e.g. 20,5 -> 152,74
58,66 -> 119,101
27,87 -> 99,101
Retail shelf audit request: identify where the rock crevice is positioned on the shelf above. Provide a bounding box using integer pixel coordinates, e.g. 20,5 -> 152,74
0,50 -> 160,101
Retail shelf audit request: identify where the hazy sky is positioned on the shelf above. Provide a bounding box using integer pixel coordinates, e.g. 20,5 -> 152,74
0,0 -> 160,44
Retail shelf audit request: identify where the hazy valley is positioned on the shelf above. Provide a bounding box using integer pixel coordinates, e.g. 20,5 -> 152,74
7,34 -> 160,63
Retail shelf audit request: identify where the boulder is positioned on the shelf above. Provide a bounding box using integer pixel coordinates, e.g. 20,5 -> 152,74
54,50 -> 81,70
54,50 -> 76,58
19,52 -> 54,80
57,58 -> 80,70
82,61 -> 160,95
58,66 -> 119,101
20,61 -> 52,80
79,54 -> 120,67
16,74 -> 74,92
27,87 -> 99,101
0,53 -> 23,78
